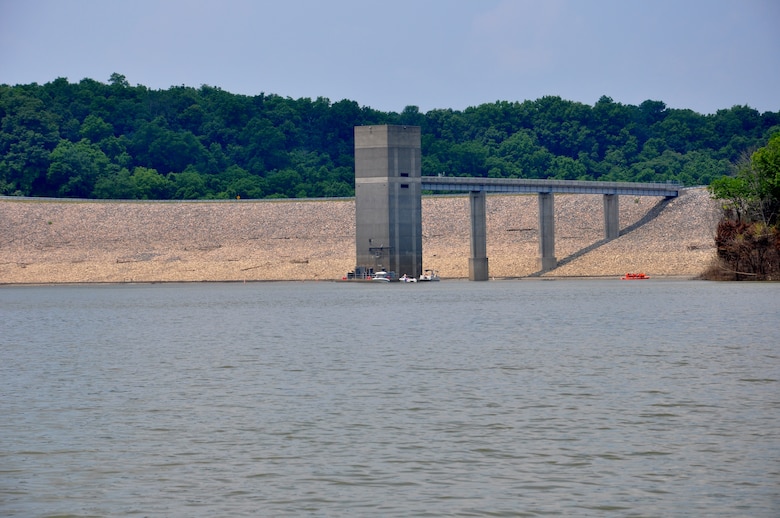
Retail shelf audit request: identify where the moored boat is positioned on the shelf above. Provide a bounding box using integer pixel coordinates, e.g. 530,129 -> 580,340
419,269 -> 440,281
372,270 -> 392,282
342,267 -> 396,281
621,272 -> 649,280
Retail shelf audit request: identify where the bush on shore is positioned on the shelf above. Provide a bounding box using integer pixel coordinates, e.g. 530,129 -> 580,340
703,220 -> 780,280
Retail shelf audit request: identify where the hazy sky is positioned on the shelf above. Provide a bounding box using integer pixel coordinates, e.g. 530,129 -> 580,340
1,0 -> 778,114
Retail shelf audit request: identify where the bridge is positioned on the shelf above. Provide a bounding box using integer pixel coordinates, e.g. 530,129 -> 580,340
420,176 -> 680,197
354,125 -> 680,280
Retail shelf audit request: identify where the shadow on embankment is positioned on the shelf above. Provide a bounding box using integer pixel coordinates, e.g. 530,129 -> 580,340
526,196 -> 674,277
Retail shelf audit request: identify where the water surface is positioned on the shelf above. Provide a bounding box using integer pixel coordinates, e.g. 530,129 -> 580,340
1,280 -> 778,516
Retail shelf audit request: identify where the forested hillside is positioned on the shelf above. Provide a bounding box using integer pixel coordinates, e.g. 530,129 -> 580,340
2,74 -> 778,200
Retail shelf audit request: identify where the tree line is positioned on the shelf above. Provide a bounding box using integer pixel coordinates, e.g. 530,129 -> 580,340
1,73 -> 779,200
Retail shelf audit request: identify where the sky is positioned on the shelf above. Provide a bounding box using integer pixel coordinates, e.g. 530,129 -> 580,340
1,0 -> 778,115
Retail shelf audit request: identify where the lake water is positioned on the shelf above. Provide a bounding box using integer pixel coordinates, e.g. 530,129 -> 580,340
1,280 -> 778,517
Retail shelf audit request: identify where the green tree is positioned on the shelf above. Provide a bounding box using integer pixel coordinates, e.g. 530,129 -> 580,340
93,168 -> 137,199
748,134 -> 780,223
109,73 -> 130,88
485,156 -> 521,178
591,96 -> 634,156
235,116 -> 286,172
80,114 -> 114,142
447,141 -> 489,176
399,105 -> 425,127
170,168 -> 208,199
47,139 -> 113,197
266,168 -> 302,197
676,151 -> 729,186
314,179 -> 352,197
130,118 -> 207,174
0,89 -> 60,194
225,176 -> 267,199
495,130 -> 555,179
213,165 -> 267,199
131,167 -> 171,199
550,156 -> 587,180
710,134 -> 780,224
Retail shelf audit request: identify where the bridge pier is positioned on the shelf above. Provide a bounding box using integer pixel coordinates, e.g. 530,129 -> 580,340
538,192 -> 557,271
468,191 -> 489,281
603,194 -> 619,239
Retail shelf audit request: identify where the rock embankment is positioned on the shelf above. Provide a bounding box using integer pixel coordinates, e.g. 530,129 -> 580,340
0,188 -> 719,283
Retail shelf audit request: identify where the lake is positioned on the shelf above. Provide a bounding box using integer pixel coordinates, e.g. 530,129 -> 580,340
1,279 -> 778,516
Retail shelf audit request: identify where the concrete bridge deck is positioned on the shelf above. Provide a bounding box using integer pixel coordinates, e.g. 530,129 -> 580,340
421,176 -> 681,197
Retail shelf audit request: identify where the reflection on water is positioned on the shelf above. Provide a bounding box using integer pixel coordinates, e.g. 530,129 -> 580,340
1,280 -> 778,516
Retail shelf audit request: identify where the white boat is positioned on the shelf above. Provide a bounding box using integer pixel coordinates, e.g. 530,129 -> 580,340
371,270 -> 392,282
419,269 -> 440,281
399,274 -> 417,283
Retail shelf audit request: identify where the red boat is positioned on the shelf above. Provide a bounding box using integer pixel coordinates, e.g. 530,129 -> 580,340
621,272 -> 649,280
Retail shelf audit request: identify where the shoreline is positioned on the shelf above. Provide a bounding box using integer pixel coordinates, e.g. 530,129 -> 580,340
0,275 -> 703,287
1,189 -> 720,284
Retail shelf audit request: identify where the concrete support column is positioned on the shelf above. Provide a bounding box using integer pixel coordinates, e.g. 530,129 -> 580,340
538,192 -> 557,271
603,194 -> 619,240
468,190 -> 489,281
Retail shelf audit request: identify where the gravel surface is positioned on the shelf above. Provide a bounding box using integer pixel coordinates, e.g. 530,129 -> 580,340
0,188 -> 719,283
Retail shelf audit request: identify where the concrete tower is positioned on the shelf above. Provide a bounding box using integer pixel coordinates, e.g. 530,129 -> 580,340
354,125 -> 422,278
